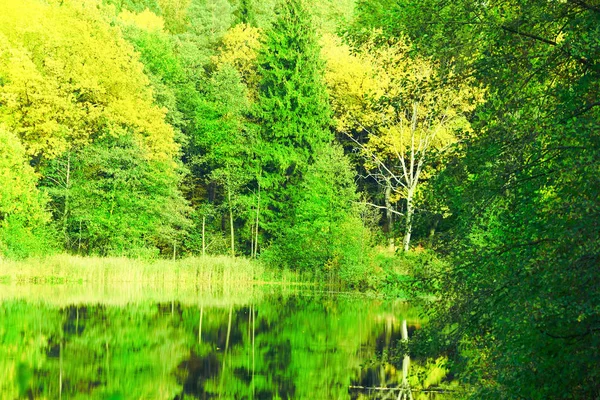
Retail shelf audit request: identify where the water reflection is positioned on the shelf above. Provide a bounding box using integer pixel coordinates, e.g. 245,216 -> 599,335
0,287 -> 451,399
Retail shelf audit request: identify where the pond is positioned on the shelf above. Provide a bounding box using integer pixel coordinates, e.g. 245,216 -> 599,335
0,282 -> 453,399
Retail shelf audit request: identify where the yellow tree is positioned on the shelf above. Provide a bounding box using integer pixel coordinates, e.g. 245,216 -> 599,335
213,23 -> 263,97
0,0 -> 188,254
0,0 -> 177,162
157,0 -> 192,34
323,32 -> 480,250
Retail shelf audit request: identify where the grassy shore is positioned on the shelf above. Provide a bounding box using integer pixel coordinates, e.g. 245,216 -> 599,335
0,254 -> 321,305
0,254 -> 315,284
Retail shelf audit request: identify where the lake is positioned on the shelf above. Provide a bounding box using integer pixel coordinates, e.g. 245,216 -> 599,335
0,281 -> 452,399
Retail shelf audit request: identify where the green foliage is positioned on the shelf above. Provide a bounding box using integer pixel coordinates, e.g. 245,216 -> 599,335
104,0 -> 162,14
229,0 -> 278,29
254,0 -> 333,239
185,0 -> 235,45
370,0 -> 600,398
50,135 -> 190,256
261,146 -> 369,277
0,126 -> 56,259
117,18 -> 199,146
186,65 -> 254,253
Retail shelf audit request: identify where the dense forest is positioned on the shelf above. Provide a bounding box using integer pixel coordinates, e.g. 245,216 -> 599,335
0,0 -> 598,398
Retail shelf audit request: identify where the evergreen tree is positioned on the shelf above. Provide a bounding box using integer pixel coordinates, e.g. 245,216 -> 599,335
254,0 -> 333,241
230,0 -> 278,29
264,145 -> 368,275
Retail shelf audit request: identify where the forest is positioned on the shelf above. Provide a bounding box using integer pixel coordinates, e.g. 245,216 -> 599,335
0,0 -> 598,398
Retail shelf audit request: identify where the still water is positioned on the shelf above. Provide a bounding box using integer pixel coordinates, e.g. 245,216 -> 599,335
0,283 -> 451,399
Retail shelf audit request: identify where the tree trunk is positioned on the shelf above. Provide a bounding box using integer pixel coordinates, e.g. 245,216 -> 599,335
384,180 -> 395,251
403,189 -> 414,252
250,221 -> 254,259
62,152 -> 71,247
253,183 -> 260,258
228,186 -> 235,258
78,219 -> 82,254
202,216 -> 206,257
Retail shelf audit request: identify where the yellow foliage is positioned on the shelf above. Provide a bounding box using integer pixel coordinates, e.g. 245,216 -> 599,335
213,23 -> 263,95
119,9 -> 165,32
0,0 -> 177,162
321,33 -> 382,131
323,31 -> 483,214
157,0 -> 192,34
322,31 -> 482,152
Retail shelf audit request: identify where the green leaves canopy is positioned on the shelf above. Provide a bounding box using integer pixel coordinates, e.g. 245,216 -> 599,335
358,0 -> 600,397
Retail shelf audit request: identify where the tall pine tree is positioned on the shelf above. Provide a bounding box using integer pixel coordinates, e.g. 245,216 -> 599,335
254,0 -> 333,241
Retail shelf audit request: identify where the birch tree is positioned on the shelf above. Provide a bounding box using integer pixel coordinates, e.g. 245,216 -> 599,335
324,32 -> 480,251
354,100 -> 458,252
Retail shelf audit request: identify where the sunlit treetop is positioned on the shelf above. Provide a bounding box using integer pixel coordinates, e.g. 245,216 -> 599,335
213,23 -> 263,95
323,30 -> 483,148
118,8 -> 166,32
0,0 -> 177,162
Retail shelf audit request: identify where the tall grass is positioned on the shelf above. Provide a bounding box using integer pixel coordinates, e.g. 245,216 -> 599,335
0,254 -> 314,284
0,254 -> 319,305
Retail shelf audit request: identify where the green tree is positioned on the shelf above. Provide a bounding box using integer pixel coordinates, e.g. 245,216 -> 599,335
0,126 -> 55,259
253,0 -> 333,242
185,0 -> 235,46
229,0 -> 278,29
263,145 -> 369,278
187,65 -> 254,256
43,134 -> 190,257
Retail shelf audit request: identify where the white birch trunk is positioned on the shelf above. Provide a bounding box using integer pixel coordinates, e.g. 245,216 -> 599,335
403,188 -> 415,252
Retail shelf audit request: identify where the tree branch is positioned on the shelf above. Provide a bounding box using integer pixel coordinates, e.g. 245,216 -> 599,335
568,0 -> 600,13
500,24 -> 590,66
571,101 -> 600,119
361,202 -> 405,216
500,25 -> 558,46
343,131 -> 407,189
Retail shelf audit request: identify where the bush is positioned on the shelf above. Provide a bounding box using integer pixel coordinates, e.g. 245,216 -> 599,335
0,216 -> 57,260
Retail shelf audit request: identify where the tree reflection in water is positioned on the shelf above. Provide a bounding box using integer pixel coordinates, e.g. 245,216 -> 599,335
0,290 -> 454,399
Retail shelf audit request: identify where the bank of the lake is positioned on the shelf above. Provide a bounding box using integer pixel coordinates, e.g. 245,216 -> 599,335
0,254 -> 312,286
0,251 -> 430,296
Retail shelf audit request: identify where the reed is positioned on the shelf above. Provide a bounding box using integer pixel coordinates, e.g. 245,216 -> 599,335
0,254 -> 319,306
0,254 -> 318,286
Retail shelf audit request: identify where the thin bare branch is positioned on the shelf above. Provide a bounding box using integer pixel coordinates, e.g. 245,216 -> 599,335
343,131 -> 407,189
361,202 -> 405,216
